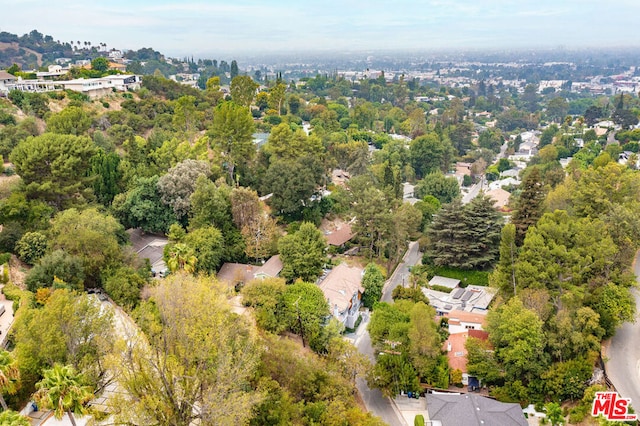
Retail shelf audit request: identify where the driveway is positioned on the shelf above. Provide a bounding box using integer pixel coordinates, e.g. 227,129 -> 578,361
605,252 -> 640,408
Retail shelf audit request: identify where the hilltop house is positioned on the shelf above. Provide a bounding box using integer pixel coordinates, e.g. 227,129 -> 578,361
0,71 -> 17,95
318,263 -> 364,328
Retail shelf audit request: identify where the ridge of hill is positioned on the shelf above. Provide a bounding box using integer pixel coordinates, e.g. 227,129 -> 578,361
0,41 -> 43,68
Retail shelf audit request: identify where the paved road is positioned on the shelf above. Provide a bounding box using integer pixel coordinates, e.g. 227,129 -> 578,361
352,315 -> 405,426
606,252 -> 640,408
461,179 -> 482,204
382,241 -> 421,303
347,241 -> 423,425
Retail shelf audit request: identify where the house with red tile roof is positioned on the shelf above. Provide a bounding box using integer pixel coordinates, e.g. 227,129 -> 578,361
443,329 -> 490,385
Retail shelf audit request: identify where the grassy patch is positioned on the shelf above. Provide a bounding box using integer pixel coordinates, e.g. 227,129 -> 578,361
429,284 -> 454,293
432,266 -> 490,287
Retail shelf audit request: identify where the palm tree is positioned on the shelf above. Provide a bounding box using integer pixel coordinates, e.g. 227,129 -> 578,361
34,364 -> 93,426
167,243 -> 197,273
0,350 -> 20,411
541,402 -> 566,426
0,409 -> 30,425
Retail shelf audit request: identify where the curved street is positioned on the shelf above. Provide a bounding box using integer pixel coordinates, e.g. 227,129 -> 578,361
605,252 -> 640,409
349,241 -> 422,425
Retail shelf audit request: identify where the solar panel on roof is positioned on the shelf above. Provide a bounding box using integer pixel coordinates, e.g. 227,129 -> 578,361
444,304 -> 453,310
461,291 -> 473,301
452,288 -> 465,299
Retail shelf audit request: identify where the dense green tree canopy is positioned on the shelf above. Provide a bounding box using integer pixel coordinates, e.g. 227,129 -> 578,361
10,133 -> 97,209
13,289 -> 114,393
48,208 -> 125,287
157,159 -> 211,219
427,196 -> 502,269
112,175 -> 177,234
409,133 -> 455,179
46,106 -> 92,136
414,172 -> 460,204
278,222 -> 327,282
209,101 -> 255,183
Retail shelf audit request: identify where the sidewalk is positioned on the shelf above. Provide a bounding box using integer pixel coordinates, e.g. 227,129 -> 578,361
0,281 -> 16,348
393,395 -> 428,426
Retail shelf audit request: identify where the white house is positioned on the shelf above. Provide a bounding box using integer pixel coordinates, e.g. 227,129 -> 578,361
0,71 -> 17,95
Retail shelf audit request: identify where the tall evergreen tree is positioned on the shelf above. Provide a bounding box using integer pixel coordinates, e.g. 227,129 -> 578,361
427,196 -> 502,269
511,167 -> 547,246
463,195 -> 503,269
490,223 -> 518,296
426,199 -> 469,268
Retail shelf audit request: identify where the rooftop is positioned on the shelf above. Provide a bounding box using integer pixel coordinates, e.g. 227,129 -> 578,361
217,255 -> 282,286
429,276 -> 460,289
217,263 -> 257,285
423,285 -> 497,315
318,263 -> 364,313
445,310 -> 489,327
485,188 -> 511,209
325,222 -> 355,247
426,393 -> 527,426
254,255 -> 283,278
0,71 -> 17,81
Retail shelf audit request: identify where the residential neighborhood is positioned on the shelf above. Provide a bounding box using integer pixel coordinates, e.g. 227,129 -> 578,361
0,17 -> 639,426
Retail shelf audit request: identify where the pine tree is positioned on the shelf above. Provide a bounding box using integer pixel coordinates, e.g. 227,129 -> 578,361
427,196 -> 502,270
463,195 -> 503,269
427,199 -> 469,268
511,167 -> 547,246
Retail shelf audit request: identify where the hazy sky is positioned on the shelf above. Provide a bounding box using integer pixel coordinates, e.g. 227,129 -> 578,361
2,0 -> 639,57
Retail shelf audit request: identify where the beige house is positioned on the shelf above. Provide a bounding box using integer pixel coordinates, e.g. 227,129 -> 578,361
318,263 -> 364,328
217,255 -> 283,288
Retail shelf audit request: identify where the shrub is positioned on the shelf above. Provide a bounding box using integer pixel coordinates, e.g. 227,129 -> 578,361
430,284 -> 454,293
0,253 -> 10,265
264,114 -> 282,125
414,414 -> 425,426
2,282 -> 31,313
47,91 -> 66,100
0,111 -> 16,125
15,231 -> 48,265
64,90 -> 90,102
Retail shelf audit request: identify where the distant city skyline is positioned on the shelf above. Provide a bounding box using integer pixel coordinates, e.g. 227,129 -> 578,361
1,0 -> 639,58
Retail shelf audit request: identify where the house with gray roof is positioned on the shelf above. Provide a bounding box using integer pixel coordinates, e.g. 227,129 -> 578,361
126,228 -> 168,277
426,393 -> 527,426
